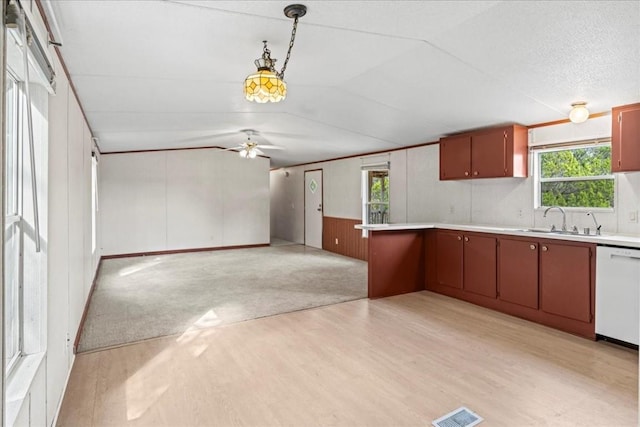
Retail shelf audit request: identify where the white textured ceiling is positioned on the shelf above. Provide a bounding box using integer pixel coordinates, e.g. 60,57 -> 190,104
44,0 -> 640,167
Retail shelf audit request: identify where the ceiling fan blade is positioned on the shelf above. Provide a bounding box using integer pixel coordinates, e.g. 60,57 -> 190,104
256,144 -> 284,150
260,131 -> 313,139
177,131 -> 240,144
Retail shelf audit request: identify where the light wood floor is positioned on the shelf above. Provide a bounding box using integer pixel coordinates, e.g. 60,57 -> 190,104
57,291 -> 638,426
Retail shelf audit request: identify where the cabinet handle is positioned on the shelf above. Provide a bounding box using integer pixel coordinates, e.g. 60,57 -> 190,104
473,171 -> 478,176
457,236 -> 462,241
530,244 -> 536,250
542,246 -> 548,252
464,171 -> 469,176
464,236 -> 469,242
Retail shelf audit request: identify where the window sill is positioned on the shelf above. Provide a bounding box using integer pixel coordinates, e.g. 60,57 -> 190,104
6,352 -> 46,426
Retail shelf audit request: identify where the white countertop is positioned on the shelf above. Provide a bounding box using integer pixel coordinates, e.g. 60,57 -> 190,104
355,222 -> 640,249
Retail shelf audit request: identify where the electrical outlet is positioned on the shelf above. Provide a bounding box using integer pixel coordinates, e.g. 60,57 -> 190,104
335,238 -> 339,245
517,208 -> 523,218
629,211 -> 638,223
449,205 -> 455,215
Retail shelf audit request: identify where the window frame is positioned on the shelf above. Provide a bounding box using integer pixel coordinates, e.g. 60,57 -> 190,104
533,141 -> 616,212
361,168 -> 390,227
4,72 -> 25,375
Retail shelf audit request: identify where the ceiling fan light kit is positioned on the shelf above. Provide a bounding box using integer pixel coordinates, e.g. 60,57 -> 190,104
239,145 -> 258,159
243,4 -> 306,103
230,130 -> 284,159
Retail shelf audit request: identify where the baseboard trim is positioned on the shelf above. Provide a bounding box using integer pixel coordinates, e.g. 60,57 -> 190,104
74,259 -> 103,353
101,243 -> 270,260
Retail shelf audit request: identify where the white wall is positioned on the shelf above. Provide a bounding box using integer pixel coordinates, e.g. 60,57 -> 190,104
100,149 -> 270,255
271,116 -> 640,243
44,52 -> 98,426
45,53 -> 71,427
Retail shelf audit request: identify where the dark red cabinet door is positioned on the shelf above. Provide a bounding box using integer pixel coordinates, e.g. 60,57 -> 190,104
612,104 -> 640,173
436,231 -> 463,289
498,238 -> 539,309
463,234 -> 497,298
471,128 -> 507,178
440,135 -> 471,180
540,242 -> 592,323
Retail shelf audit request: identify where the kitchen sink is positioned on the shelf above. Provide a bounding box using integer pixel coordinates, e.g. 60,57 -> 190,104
517,228 -> 605,237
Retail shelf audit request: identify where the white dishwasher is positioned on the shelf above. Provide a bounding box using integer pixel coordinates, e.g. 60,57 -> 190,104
595,246 -> 640,346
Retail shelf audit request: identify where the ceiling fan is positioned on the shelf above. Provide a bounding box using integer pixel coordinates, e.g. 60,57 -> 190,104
225,130 -> 284,159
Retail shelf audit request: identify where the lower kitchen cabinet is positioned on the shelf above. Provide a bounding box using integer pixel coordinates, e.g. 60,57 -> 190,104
463,234 -> 497,298
540,242 -> 592,323
435,230 -> 497,298
436,231 -> 463,289
498,238 -> 539,309
429,231 -> 595,339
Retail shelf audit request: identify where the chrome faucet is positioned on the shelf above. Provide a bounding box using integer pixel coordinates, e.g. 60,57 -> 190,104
543,206 -> 567,231
587,211 -> 602,235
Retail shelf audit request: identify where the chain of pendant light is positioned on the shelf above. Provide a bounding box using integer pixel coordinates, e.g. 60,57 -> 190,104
277,13 -> 299,80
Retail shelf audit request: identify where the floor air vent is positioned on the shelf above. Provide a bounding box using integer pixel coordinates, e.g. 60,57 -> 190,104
432,407 -> 483,427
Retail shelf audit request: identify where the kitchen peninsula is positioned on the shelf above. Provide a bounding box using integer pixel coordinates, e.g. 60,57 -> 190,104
357,223 -> 640,339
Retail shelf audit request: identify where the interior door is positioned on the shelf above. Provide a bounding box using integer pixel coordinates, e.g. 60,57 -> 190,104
304,170 -> 323,249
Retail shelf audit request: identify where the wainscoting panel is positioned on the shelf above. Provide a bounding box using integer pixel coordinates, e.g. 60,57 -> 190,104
322,217 -> 368,261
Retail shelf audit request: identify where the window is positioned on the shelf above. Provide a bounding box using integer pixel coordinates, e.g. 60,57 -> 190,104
362,167 -> 389,225
5,75 -> 23,373
535,143 -> 614,209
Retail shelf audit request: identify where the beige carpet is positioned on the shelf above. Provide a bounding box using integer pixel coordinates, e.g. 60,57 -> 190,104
78,244 -> 367,352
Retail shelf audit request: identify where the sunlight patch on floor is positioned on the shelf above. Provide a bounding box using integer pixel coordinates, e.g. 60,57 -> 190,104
125,348 -> 172,420
118,258 -> 163,277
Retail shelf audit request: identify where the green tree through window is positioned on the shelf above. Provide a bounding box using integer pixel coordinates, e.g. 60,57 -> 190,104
366,170 -> 389,224
538,145 -> 614,208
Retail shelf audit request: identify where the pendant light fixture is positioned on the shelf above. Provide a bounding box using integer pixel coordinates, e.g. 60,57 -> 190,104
243,4 -> 307,103
569,102 -> 589,124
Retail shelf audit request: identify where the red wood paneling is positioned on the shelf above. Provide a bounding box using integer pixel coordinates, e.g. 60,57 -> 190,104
322,217 -> 368,261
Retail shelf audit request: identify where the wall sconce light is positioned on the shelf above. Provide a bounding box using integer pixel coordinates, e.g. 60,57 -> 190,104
569,102 -> 589,124
243,4 -> 307,103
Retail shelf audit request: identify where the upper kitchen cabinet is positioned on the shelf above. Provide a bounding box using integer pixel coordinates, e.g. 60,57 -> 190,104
439,135 -> 471,179
440,125 -> 528,180
611,103 -> 640,173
